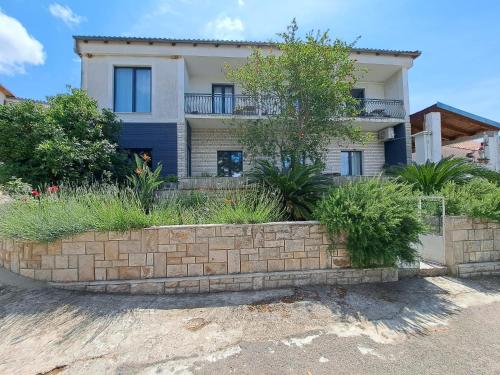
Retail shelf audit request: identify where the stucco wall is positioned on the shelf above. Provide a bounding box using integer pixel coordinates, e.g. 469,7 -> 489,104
0,222 -> 350,283
82,55 -> 181,123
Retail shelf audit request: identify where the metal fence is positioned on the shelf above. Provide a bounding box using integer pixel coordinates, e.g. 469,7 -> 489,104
185,94 -> 405,119
356,98 -> 405,119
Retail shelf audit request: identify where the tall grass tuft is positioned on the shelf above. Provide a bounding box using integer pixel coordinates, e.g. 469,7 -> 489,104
0,184 -> 285,242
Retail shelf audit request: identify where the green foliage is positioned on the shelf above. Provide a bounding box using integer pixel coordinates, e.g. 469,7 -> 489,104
394,156 -> 492,195
226,19 -> 364,169
0,88 -> 129,186
0,177 -> 32,197
127,154 -> 163,213
204,188 -> 284,224
441,179 -> 500,221
248,160 -> 329,220
314,179 -> 425,268
0,185 -> 284,242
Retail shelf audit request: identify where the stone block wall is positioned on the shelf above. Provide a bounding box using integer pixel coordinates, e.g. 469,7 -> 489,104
444,216 -> 500,277
0,222 -> 350,283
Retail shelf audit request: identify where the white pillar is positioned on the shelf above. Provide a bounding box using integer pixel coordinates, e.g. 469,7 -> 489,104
414,112 -> 442,164
483,131 -> 500,171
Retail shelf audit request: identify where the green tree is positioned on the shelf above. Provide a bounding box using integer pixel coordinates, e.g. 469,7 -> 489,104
0,88 -> 129,185
226,19 -> 365,169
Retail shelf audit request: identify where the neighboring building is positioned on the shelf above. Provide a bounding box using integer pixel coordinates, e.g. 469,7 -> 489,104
74,36 -> 420,178
0,85 -> 15,105
411,102 -> 500,171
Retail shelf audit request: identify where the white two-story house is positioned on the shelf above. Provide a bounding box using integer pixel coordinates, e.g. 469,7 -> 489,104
74,36 -> 420,179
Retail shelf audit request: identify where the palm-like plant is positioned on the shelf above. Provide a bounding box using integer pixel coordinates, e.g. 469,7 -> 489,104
394,156 -> 491,195
248,160 -> 329,220
127,154 -> 163,213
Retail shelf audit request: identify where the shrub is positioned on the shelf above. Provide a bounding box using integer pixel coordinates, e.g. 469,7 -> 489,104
0,177 -> 32,197
0,88 -> 129,186
441,179 -> 500,221
393,156 -> 492,195
127,154 -> 163,213
314,179 -> 425,268
248,160 -> 329,220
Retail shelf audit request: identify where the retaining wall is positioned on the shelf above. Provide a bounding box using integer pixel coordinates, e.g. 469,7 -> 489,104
0,222 -> 398,293
445,216 -> 500,277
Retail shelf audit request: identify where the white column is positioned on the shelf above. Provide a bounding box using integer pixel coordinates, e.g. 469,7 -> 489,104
484,131 -> 500,171
176,57 -> 187,178
414,112 -> 442,164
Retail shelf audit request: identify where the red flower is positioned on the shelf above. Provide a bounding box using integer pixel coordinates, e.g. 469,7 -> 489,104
47,185 -> 59,193
31,189 -> 41,198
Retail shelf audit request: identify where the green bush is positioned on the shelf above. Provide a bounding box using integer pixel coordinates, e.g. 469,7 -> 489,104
0,184 -> 284,242
314,179 -> 425,268
0,88 -> 130,186
441,179 -> 500,221
0,177 -> 32,197
248,160 -> 329,220
393,156 -> 493,195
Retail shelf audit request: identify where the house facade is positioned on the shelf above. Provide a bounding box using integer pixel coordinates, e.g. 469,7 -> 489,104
74,36 -> 420,179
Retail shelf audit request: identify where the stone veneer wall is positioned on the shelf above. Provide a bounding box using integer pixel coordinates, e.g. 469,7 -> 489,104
444,216 -> 500,277
0,222 -> 351,283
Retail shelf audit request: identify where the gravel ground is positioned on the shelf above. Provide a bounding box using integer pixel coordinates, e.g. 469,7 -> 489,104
0,268 -> 499,374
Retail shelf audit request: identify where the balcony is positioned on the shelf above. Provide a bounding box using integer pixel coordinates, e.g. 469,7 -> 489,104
184,94 -> 405,119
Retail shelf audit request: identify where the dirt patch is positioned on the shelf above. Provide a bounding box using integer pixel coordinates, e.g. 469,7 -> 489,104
37,365 -> 68,375
247,288 -> 320,312
185,318 -> 210,332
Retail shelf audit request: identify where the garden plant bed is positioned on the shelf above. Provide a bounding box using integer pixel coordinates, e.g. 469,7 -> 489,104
0,221 -> 397,294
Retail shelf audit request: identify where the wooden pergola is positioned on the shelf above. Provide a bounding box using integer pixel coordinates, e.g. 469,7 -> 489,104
411,102 -> 500,145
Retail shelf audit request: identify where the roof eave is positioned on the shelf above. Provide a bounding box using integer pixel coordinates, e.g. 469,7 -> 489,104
72,35 -> 421,59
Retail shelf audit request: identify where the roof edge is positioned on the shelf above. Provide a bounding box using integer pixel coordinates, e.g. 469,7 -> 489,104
73,35 -> 421,58
0,84 -> 15,98
435,102 -> 500,128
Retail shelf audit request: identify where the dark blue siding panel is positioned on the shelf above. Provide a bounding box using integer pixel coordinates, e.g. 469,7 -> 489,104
384,123 -> 407,166
119,122 -> 177,176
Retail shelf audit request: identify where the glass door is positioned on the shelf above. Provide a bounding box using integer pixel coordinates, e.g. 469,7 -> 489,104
212,84 -> 234,114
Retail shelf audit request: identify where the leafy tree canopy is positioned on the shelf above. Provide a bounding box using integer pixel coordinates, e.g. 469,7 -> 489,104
0,88 -> 129,185
226,19 -> 366,169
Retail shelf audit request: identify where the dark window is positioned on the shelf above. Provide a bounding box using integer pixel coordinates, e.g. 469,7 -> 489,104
217,151 -> 243,177
125,148 -> 153,167
212,84 -> 234,114
341,151 -> 362,176
114,67 -> 151,112
350,88 -> 365,99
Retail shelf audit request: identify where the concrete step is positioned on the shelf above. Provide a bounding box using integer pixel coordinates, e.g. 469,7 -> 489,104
399,261 -> 448,278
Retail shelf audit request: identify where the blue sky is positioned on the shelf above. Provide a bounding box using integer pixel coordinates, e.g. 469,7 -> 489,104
1,0 -> 499,120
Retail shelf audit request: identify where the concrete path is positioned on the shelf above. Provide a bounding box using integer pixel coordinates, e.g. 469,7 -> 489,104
0,269 -> 499,374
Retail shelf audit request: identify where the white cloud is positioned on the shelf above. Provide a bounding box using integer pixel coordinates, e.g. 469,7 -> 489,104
49,3 -> 84,27
206,16 -> 245,40
238,0 -> 245,6
127,1 -> 181,36
0,10 -> 45,75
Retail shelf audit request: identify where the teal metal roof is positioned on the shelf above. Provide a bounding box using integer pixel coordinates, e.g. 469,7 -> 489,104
435,102 -> 500,129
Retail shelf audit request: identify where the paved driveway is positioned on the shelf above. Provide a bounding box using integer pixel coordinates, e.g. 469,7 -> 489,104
0,268 -> 499,374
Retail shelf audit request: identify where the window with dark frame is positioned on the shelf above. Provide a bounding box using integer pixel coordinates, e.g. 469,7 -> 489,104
212,84 -> 234,114
217,151 -> 243,177
350,88 -> 365,99
341,151 -> 362,176
114,67 -> 151,113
